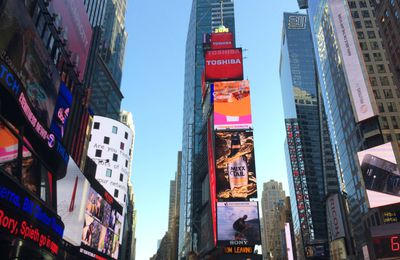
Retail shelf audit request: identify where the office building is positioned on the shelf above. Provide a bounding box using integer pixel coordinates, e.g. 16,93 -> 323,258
261,180 -> 286,260
305,0 -> 400,257
179,0 -> 235,258
280,12 -> 340,259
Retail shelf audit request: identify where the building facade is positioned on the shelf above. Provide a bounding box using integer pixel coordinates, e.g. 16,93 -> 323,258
179,0 -> 235,258
280,12 -> 340,259
261,180 -> 286,260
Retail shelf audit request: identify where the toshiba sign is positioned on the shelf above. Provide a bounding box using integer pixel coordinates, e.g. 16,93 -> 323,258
205,48 -> 243,82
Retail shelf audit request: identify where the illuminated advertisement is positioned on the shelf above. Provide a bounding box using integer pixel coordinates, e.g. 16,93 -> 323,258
285,119 -> 313,238
380,204 -> 400,224
357,142 -> 400,208
330,238 -> 347,260
207,118 -> 217,246
205,48 -> 243,82
57,157 -> 90,246
49,0 -> 93,81
285,223 -> 294,260
372,225 -> 400,259
305,244 -> 328,258
0,0 -> 61,128
213,80 -> 252,130
328,0 -> 376,122
219,255 -> 262,260
217,202 -> 261,246
81,187 -> 122,260
0,172 -> 64,256
326,194 -> 345,241
211,32 -> 234,50
215,130 -> 257,200
50,82 -> 72,140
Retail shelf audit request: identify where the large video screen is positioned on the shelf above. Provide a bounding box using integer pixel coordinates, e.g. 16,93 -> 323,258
50,82 -> 72,140
213,80 -> 252,130
205,48 -> 243,82
81,188 -> 122,259
215,130 -> 257,200
211,32 -> 234,50
0,0 -> 60,128
357,143 -> 400,208
217,201 -> 261,246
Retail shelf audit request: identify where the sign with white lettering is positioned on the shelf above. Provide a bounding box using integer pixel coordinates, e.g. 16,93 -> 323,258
205,48 -> 243,82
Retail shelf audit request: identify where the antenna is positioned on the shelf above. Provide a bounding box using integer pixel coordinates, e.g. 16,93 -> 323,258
220,0 -> 224,27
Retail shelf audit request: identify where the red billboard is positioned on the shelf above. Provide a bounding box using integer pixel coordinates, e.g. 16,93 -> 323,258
205,48 -> 243,82
211,32 -> 234,49
49,0 -> 93,81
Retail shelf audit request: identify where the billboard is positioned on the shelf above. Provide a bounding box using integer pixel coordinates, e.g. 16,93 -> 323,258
213,80 -> 252,130
207,118 -> 217,246
357,142 -> 400,208
285,223 -> 295,260
217,202 -> 261,246
329,238 -> 347,260
329,0 -> 376,122
371,223 -> 400,259
205,48 -> 243,82
0,0 -> 61,128
57,157 -> 90,246
215,130 -> 257,200
211,32 -> 234,50
49,0 -> 93,81
326,194 -> 345,241
50,82 -> 72,140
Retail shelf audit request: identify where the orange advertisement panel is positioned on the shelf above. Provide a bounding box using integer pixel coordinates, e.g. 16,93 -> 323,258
213,80 -> 252,130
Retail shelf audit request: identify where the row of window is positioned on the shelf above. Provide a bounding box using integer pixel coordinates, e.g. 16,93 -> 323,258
94,149 -> 129,167
113,189 -> 126,203
377,101 -> 398,112
373,88 -> 400,99
380,116 -> 400,129
93,121 -> 129,140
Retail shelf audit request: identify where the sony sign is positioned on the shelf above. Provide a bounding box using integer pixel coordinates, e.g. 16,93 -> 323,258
326,194 -> 345,241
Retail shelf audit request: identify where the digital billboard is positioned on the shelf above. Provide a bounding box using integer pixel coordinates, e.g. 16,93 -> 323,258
217,202 -> 261,246
0,0 -> 61,128
213,80 -> 252,130
57,157 -> 90,246
285,223 -> 295,260
211,32 -> 234,50
371,223 -> 400,259
205,48 -> 243,82
50,82 -> 72,140
357,142 -> 400,208
329,238 -> 347,260
329,0 -> 376,122
49,0 -> 93,81
215,130 -> 257,200
326,193 -> 345,241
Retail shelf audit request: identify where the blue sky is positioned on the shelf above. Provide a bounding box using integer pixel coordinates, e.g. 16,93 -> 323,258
120,1 -> 300,259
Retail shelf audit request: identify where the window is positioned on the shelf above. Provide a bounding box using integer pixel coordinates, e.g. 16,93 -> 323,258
370,77 -> 377,86
377,102 -> 384,112
384,89 -> 394,98
380,76 -> 390,86
357,31 -> 365,39
349,1 -> 356,8
113,153 -> 118,162
362,10 -> 370,18
363,53 -> 371,62
355,21 -> 362,29
367,31 -> 376,39
124,194 -> 126,202
391,0 -> 395,6
381,117 -> 389,129
89,134 -> 92,141
125,160 -> 128,168
360,42 -> 368,50
112,126 -> 118,134
373,90 -> 381,99
386,134 -> 393,141
120,174 -> 123,182
365,20 -> 373,28
120,142 -> 125,150
95,149 -> 102,157
94,122 -> 100,129
104,136 -> 110,144
371,41 -> 379,50
114,189 -> 119,198
359,1 -> 367,7
352,11 -> 359,18
388,102 -> 397,112
367,65 -> 374,74
106,169 -> 112,177
124,132 -> 128,139
373,52 -> 382,61
377,64 -> 386,73
392,116 -> 399,128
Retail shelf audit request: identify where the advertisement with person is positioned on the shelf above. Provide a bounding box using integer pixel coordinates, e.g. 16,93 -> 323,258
357,142 -> 400,208
215,130 -> 257,200
211,32 -> 234,49
213,80 -> 252,130
205,48 -> 243,82
57,157 -> 90,246
50,82 -> 72,140
0,0 -> 60,128
81,187 -> 122,259
49,0 -> 93,81
217,201 -> 261,246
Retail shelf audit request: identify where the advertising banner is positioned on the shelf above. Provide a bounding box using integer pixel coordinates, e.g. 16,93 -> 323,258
0,0 -> 61,128
215,130 -> 257,200
213,80 -> 252,130
329,0 -> 376,122
357,142 -> 400,208
305,244 -> 328,258
49,0 -> 93,81
217,201 -> 261,246
330,238 -> 347,260
380,204 -> 400,224
205,48 -> 243,82
50,82 -> 72,140
207,118 -> 217,246
285,223 -> 294,260
326,193 -> 345,240
57,157 -> 90,246
371,223 -> 400,259
211,32 -> 234,49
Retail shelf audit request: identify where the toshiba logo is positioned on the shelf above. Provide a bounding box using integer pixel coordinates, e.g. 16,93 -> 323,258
206,59 -> 241,66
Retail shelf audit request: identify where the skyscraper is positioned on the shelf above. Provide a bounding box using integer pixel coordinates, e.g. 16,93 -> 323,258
179,0 -> 235,258
280,12 -> 340,259
305,0 -> 400,257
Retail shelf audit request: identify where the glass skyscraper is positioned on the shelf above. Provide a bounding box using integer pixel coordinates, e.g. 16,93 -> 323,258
280,12 -> 339,259
179,0 -> 235,258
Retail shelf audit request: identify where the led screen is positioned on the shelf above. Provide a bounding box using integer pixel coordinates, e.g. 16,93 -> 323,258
211,32 -> 234,49
50,82 -> 72,140
215,130 -> 257,200
205,48 -> 243,82
213,80 -> 252,130
373,234 -> 400,259
357,142 -> 400,208
217,201 -> 261,246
